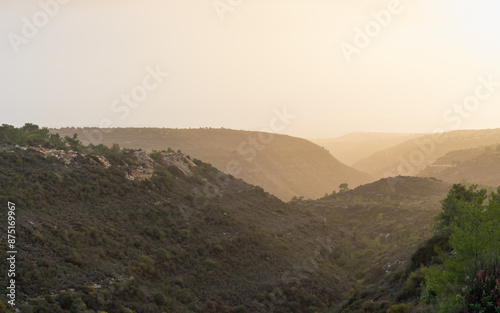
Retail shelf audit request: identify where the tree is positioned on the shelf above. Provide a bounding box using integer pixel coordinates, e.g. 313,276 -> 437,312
0,124 -> 67,149
21,123 -> 40,133
423,185 -> 500,312
339,183 -> 349,193
64,134 -> 83,151
435,184 -> 487,234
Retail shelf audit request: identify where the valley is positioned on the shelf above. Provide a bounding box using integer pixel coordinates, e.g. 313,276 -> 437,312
0,124 -> 499,313
51,127 -> 373,201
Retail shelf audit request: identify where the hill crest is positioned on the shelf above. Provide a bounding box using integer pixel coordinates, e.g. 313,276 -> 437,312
51,127 -> 373,200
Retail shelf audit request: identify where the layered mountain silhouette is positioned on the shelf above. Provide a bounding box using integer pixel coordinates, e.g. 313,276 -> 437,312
419,144 -> 500,187
52,127 -> 373,200
311,132 -> 422,165
350,129 -> 500,180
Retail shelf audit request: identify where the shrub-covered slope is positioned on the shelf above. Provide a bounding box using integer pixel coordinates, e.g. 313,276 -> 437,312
51,127 -> 373,201
0,124 -> 458,313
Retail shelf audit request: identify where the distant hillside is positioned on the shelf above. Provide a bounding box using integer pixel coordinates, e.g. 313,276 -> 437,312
52,127 -> 373,200
304,176 -> 451,288
311,133 -> 423,165
419,144 -> 500,187
353,128 -> 500,179
340,183 -> 500,313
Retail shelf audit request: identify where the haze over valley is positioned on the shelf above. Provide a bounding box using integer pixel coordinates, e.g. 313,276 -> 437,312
2,1 -> 500,312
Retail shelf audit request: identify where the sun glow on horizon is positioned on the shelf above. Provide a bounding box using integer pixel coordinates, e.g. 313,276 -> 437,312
1,1 -> 500,138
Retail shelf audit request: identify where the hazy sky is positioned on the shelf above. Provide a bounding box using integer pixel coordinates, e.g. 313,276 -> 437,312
1,0 -> 500,138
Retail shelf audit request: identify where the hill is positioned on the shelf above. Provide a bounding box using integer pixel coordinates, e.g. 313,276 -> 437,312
51,127 -> 373,201
304,176 -> 451,285
339,184 -> 500,313
0,125 -> 348,312
311,133 -> 422,165
0,124 -> 454,312
418,144 -> 500,187
352,128 -> 500,179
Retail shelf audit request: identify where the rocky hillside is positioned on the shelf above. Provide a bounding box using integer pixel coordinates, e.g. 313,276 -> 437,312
0,124 -> 454,312
52,127 -> 373,201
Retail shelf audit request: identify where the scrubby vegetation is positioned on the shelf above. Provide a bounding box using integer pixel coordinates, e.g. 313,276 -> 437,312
339,184 -> 500,313
1,124 -> 498,313
0,124 -> 358,312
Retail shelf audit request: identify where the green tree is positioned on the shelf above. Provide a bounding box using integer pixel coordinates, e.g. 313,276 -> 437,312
424,186 -> 500,312
64,134 -> 83,151
339,183 -> 349,193
21,123 -> 40,133
435,184 -> 487,234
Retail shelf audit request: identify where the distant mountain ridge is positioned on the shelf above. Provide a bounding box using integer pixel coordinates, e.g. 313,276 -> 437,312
51,127 -> 373,200
311,132 -> 423,165
419,144 -> 500,187
352,128 -> 500,179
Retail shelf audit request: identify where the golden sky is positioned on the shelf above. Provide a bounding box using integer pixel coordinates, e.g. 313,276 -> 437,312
1,0 -> 500,138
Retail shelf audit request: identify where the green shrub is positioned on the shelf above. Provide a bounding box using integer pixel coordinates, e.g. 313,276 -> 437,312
65,251 -> 85,267
386,303 -> 413,313
167,165 -> 185,178
149,150 -> 163,162
56,291 -> 73,310
70,297 -> 87,313
231,305 -> 250,313
153,292 -> 167,305
19,304 -> 35,313
461,260 -> 500,313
